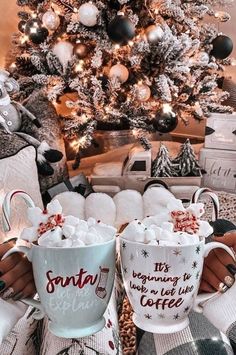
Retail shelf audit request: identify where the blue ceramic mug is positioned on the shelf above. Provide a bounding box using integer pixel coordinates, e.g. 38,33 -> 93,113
3,239 -> 116,338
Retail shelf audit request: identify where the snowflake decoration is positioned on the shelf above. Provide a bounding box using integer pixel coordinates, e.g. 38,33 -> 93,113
195,246 -> 201,254
123,267 -> 128,274
180,257 -> 187,264
192,261 -> 198,269
144,313 -> 152,320
121,242 -> 127,250
184,306 -> 190,313
141,249 -> 149,258
173,314 -> 180,320
196,271 -> 200,280
158,313 -> 165,319
173,248 -> 182,257
130,253 -> 134,261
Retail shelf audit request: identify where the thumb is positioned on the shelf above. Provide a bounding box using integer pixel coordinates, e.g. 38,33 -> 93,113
213,232 -> 236,247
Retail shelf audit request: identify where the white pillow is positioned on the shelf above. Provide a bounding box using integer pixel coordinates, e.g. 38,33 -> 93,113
0,146 -> 43,243
0,146 -> 43,344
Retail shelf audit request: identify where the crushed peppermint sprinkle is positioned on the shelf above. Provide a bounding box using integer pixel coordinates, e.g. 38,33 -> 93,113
37,214 -> 65,236
171,210 -> 200,234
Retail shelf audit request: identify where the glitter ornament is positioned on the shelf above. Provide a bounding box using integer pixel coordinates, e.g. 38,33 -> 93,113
135,83 -> 151,101
109,64 -> 129,83
42,10 -> 60,31
145,25 -> 164,44
77,3 -> 99,27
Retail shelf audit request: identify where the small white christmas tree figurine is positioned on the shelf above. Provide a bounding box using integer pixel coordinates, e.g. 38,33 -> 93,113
174,139 -> 201,177
152,143 -> 177,178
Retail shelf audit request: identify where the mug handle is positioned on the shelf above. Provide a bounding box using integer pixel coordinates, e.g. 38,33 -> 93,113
2,245 -> 45,320
194,241 -> 236,313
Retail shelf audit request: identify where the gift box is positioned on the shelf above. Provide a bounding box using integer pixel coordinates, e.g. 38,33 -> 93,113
199,148 -> 236,193
205,113 -> 236,151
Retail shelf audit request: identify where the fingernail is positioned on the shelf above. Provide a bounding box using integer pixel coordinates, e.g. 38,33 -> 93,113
13,292 -> 23,301
225,230 -> 236,236
227,264 -> 236,275
1,287 -> 14,300
0,280 -> 6,292
224,275 -> 235,288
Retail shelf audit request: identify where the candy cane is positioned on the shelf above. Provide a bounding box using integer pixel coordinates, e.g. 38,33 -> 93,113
191,187 -> 219,221
2,190 -> 35,232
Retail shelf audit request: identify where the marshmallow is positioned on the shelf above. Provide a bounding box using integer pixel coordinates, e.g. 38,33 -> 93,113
38,227 -> 63,247
199,220 -> 213,239
142,214 -> 169,227
113,190 -> 143,228
121,220 -> 146,243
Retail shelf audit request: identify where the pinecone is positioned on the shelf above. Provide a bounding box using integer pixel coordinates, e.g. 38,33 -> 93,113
16,56 -> 39,76
141,48 -> 163,76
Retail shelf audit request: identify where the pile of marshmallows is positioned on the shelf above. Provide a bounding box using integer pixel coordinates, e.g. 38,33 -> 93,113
121,199 -> 213,246
20,200 -> 116,247
19,197 -> 213,248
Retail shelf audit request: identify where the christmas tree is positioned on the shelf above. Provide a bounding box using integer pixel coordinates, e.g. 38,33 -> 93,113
174,139 -> 201,177
7,0 -> 234,156
152,143 -> 177,177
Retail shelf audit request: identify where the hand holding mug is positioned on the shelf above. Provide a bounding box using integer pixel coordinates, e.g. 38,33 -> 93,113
0,240 -> 36,301
200,232 -> 236,293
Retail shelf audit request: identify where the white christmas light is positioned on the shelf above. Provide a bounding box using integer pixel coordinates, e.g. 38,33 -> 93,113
163,103 -> 173,114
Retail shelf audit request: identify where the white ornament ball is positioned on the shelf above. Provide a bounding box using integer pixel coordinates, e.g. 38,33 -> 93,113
109,64 -> 129,83
146,25 -> 164,44
78,2 -> 99,27
42,10 -> 60,31
135,84 -> 151,102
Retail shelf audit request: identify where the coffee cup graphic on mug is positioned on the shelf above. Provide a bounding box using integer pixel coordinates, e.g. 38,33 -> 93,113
120,237 -> 235,334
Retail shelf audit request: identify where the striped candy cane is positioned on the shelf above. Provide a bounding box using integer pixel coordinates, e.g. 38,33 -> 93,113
191,187 -> 219,221
2,190 -> 35,233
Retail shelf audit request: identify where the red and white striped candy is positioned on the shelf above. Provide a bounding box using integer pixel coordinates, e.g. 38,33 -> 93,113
2,190 -> 35,232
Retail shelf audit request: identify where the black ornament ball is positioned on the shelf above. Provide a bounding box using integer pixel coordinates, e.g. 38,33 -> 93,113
25,19 -> 42,35
74,43 -> 89,59
211,35 -> 233,60
153,110 -> 178,133
18,20 -> 27,33
29,27 -> 49,44
108,15 -> 135,45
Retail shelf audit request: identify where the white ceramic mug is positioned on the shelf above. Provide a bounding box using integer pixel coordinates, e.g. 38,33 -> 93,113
1,190 -> 116,338
120,237 -> 235,334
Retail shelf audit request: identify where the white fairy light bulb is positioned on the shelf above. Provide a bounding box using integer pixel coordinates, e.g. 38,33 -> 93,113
163,103 -> 173,114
